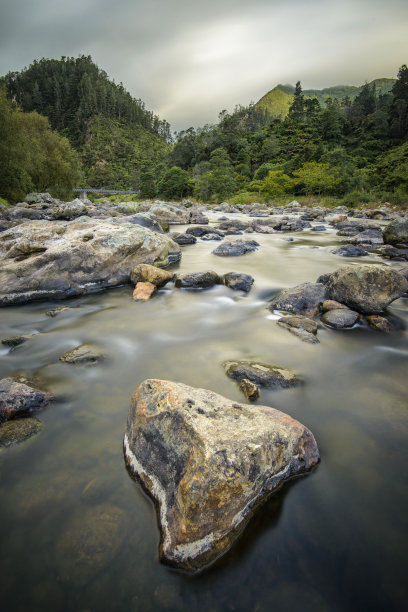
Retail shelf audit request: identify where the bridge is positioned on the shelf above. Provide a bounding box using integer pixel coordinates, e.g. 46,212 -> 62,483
73,189 -> 139,201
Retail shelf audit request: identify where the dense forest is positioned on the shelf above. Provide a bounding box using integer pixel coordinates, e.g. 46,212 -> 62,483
0,56 -> 407,205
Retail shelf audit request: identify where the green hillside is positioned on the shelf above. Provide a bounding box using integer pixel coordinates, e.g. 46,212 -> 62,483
255,78 -> 396,119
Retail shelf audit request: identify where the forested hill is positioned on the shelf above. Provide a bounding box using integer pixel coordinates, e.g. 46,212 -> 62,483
256,78 -> 396,119
1,56 -> 172,194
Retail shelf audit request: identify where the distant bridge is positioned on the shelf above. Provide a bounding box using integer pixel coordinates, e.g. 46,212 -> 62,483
73,189 -> 139,201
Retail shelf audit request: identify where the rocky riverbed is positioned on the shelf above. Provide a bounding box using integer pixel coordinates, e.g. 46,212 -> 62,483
0,194 -> 407,609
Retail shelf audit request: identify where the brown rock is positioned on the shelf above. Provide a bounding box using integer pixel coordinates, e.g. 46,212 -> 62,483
130,264 -> 174,287
132,282 -> 157,301
321,300 -> 349,312
367,315 -> 393,333
124,379 -> 320,572
239,378 -> 260,401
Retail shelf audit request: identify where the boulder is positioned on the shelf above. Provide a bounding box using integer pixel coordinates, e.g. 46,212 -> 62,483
326,264 -> 408,314
0,217 -> 181,305
186,226 -> 223,238
149,201 -> 189,224
59,344 -> 105,365
175,271 -> 222,289
332,244 -> 368,257
348,228 -> 383,246
130,264 -> 174,287
277,316 -> 319,344
132,282 -> 157,301
124,379 -> 319,571
383,218 -> 408,246
223,272 -> 254,292
170,233 -> 197,245
0,376 -> 53,422
0,417 -> 42,447
321,308 -> 360,328
224,361 -> 300,390
268,283 -> 328,317
377,245 -> 408,261
212,239 -> 260,257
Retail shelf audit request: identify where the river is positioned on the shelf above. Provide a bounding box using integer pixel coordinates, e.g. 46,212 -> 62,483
0,212 -> 407,611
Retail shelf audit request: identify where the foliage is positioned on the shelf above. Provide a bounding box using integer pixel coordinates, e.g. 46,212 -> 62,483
157,166 -> 191,199
259,170 -> 294,196
293,162 -> 342,196
0,88 -> 82,202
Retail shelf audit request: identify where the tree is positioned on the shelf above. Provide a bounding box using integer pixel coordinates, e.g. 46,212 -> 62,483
389,65 -> 408,139
260,170 -> 294,197
157,166 -> 190,199
208,148 -> 237,200
293,162 -> 341,196
288,81 -> 305,121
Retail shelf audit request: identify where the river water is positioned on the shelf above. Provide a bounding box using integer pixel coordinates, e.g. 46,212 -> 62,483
0,212 -> 407,611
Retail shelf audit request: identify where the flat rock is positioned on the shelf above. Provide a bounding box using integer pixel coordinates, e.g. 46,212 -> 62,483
130,264 -> 174,287
277,316 -> 319,344
321,308 -> 360,328
59,344 -> 105,365
326,264 -> 408,314
332,244 -> 368,257
268,283 -> 328,317
0,217 -> 180,305
0,376 -> 53,421
124,379 -> 319,571
0,417 -> 42,447
132,281 -> 157,301
175,271 -> 222,289
212,239 -> 259,257
223,272 -> 254,292
224,361 -> 300,390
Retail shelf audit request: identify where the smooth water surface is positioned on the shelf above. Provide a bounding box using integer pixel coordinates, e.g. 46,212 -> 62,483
0,214 -> 407,611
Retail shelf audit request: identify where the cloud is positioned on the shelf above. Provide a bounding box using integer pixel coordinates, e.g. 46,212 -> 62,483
0,0 -> 407,130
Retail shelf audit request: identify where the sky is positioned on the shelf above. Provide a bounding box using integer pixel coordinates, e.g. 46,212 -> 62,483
0,0 -> 407,132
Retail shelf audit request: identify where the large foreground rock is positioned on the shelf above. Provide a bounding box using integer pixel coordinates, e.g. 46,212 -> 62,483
124,379 -> 319,572
0,217 -> 181,305
325,264 -> 408,314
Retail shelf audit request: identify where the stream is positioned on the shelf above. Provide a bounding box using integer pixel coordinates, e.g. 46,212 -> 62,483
0,212 -> 407,611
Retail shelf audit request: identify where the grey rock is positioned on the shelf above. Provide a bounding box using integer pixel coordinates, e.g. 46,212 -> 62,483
175,271 -> 222,289
124,379 -> 319,571
268,283 -> 328,317
321,308 -> 360,328
223,272 -> 254,292
0,376 -> 53,422
212,239 -> 260,257
170,233 -> 197,245
383,218 -> 408,246
332,244 -> 368,257
277,316 -> 319,344
224,360 -> 300,390
186,226 -> 224,238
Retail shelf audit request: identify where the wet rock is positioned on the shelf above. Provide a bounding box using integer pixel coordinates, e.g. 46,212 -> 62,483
45,306 -> 77,317
175,271 -> 222,289
212,239 -> 260,257
132,282 -> 157,301
326,264 -> 408,314
321,308 -> 360,328
383,218 -> 408,246
0,417 -> 42,447
170,233 -> 197,245
224,361 -> 300,390
273,219 -> 310,232
186,226 -> 224,238
332,244 -> 368,257
201,233 -> 223,241
59,344 -> 105,365
239,378 -> 260,401
348,228 -> 383,246
0,217 -> 181,305
218,220 -> 251,232
189,212 -> 209,225
1,334 -> 32,348
0,376 -> 53,422
277,316 -> 319,344
312,225 -> 326,231
55,504 -> 127,586
130,264 -> 174,287
367,315 -> 393,333
223,272 -> 254,292
377,245 -> 408,261
321,300 -> 349,312
268,282 -> 328,317
124,379 -> 319,572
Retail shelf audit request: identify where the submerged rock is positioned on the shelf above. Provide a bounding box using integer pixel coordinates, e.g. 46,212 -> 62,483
0,417 -> 42,447
224,361 -> 300,390
277,316 -> 319,344
0,217 -> 180,305
175,271 -> 222,289
59,344 -> 105,365
326,264 -> 408,314
124,379 -> 319,571
212,239 -> 260,257
0,376 -> 53,422
268,283 -> 328,317
367,315 -> 393,333
223,272 -> 254,292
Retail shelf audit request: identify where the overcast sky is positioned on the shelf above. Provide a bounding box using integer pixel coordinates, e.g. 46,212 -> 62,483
0,0 -> 407,132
